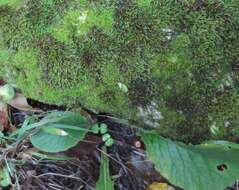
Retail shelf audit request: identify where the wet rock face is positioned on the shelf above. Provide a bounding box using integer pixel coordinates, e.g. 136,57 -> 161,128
1,0 -> 239,142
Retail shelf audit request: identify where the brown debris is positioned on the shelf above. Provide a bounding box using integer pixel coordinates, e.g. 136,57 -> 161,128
0,103 -> 9,132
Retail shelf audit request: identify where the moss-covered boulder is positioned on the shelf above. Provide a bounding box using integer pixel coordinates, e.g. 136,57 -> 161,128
0,0 -> 239,143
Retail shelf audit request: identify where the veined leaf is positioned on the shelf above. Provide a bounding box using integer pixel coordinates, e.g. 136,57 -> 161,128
202,140 -> 239,150
42,126 -> 69,136
31,124 -> 87,152
47,123 -> 91,132
141,132 -> 239,190
40,111 -> 87,126
30,111 -> 89,153
96,147 -> 114,190
12,115 -> 55,139
15,111 -> 88,138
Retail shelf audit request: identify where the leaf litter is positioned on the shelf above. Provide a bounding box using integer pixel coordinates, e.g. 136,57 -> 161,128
0,93 -> 238,190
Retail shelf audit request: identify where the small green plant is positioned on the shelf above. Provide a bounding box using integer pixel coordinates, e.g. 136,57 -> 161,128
92,123 -> 114,147
96,147 -> 115,190
12,111 -> 91,152
0,111 -> 116,188
1,111 -> 239,190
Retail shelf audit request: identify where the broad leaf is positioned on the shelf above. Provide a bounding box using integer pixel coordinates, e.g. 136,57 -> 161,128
41,111 -> 87,126
17,111 -> 88,137
141,132 -> 239,190
96,147 -> 114,190
30,111 -> 89,153
42,126 -> 69,136
203,140 -> 239,150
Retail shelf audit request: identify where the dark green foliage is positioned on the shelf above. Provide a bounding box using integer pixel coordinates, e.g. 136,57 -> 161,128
0,0 -> 239,143
142,132 -> 239,190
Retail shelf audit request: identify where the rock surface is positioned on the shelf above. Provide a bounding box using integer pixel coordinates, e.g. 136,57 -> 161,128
0,0 -> 239,142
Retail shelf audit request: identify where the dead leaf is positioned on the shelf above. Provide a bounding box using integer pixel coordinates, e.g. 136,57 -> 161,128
9,93 -> 42,113
18,148 -> 39,160
0,79 -> 5,86
0,102 -> 9,132
148,182 -> 175,190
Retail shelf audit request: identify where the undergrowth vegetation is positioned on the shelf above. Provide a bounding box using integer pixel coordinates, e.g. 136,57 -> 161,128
0,0 -> 239,143
0,110 -> 239,190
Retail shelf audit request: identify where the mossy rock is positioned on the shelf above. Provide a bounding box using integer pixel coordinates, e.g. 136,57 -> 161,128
0,0 -> 239,143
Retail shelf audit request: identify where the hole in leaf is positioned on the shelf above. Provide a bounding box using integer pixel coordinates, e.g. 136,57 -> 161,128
217,164 -> 228,172
134,140 -> 142,148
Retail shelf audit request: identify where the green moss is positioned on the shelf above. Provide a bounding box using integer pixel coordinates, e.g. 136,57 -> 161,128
52,1 -> 114,43
0,0 -> 239,143
0,49 -> 43,95
0,0 -> 22,8
137,0 -> 152,8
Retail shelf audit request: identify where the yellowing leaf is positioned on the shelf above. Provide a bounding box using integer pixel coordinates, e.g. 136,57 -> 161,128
149,182 -> 175,190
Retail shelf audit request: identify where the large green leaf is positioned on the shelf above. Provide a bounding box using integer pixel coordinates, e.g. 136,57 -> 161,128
141,132 -> 239,190
41,111 -> 88,126
96,147 -> 114,190
13,111 -> 83,138
202,140 -> 239,150
30,111 -> 89,153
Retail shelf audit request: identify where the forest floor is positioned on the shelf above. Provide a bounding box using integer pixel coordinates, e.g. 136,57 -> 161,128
0,99 -> 237,190
0,79 -> 238,190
